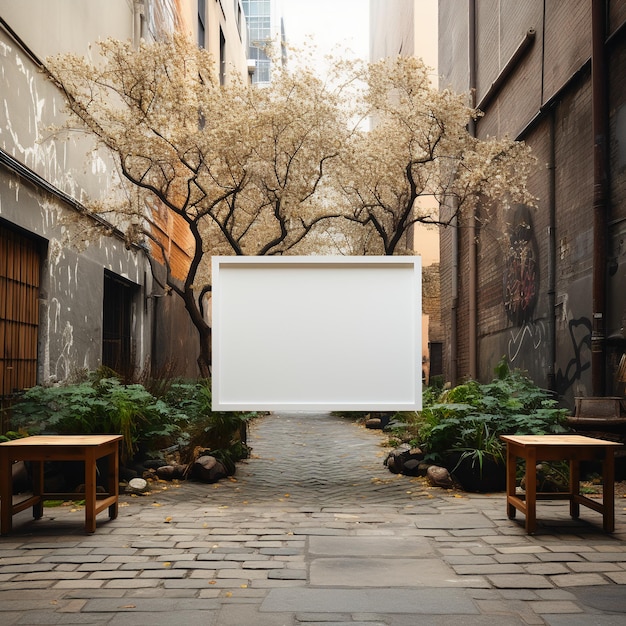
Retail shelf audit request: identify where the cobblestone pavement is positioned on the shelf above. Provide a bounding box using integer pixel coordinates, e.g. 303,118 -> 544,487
2,412 -> 626,625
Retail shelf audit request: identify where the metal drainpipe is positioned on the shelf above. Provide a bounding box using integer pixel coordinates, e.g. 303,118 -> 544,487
547,108 -> 557,392
450,207 -> 459,387
591,0 -> 608,396
468,0 -> 478,379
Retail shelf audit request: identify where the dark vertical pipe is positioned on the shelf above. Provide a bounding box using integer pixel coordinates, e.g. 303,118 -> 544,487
468,0 -> 478,379
547,107 -> 557,391
544,0 -> 557,392
591,0 -> 608,395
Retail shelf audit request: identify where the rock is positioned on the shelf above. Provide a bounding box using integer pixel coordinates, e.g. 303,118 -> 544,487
192,455 -> 228,483
417,461 -> 431,476
156,465 -> 177,480
427,465 -> 454,489
401,459 -> 422,476
126,477 -> 150,494
385,444 -> 425,475
156,464 -> 187,480
365,418 -> 382,429
385,454 -> 402,474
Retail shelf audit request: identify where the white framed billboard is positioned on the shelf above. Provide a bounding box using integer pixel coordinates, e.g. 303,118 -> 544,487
211,256 -> 422,411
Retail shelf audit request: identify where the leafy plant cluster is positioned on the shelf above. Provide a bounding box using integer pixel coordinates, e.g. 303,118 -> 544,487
401,359 -> 570,474
7,371 -> 255,467
162,381 -> 256,468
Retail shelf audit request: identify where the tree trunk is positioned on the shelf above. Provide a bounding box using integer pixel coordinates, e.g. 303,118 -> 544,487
197,325 -> 212,379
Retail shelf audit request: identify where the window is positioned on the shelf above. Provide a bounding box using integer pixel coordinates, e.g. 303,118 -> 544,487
102,271 -> 135,375
242,0 -> 273,84
220,28 -> 226,84
198,0 -> 206,47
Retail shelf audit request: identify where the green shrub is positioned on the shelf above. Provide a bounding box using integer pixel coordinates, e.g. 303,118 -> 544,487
163,380 -> 256,465
9,374 -> 184,463
417,357 -> 570,469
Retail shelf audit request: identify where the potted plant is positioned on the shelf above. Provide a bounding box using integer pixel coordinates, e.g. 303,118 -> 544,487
446,418 -> 506,492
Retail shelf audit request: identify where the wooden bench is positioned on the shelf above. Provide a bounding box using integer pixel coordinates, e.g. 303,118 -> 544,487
0,435 -> 122,535
501,434 -> 622,534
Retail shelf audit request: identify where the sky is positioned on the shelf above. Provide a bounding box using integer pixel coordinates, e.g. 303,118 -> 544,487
281,0 -> 370,62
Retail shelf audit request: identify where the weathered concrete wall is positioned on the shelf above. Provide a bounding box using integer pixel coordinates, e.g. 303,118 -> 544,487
0,3 -> 205,384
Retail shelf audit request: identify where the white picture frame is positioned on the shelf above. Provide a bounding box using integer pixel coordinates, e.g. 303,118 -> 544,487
211,256 -> 422,411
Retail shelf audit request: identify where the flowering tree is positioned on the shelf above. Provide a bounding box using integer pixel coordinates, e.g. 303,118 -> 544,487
45,36 -> 534,375
337,56 -> 535,255
45,35 -> 351,376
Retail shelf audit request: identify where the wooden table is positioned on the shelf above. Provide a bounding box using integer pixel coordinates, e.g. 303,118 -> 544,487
0,435 -> 122,535
501,434 -> 622,534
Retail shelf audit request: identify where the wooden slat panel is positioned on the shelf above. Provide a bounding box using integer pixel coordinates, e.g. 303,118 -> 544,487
0,223 -> 40,402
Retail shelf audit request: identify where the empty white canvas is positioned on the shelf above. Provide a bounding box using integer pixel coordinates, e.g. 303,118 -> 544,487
211,256 -> 422,411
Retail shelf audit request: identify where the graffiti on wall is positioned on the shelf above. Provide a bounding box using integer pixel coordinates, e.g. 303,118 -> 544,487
555,315 -> 592,397
504,206 -> 542,362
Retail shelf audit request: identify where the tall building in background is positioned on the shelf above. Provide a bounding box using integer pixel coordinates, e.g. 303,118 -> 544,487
242,0 -> 285,85
370,0 -> 438,75
369,0 -> 442,383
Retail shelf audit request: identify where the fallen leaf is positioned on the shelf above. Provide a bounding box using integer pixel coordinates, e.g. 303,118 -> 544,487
224,591 -> 232,597
120,604 -> 136,609
152,502 -> 162,507
240,584 -> 248,588
163,562 -> 171,568
164,516 -> 173,523
209,580 -> 217,585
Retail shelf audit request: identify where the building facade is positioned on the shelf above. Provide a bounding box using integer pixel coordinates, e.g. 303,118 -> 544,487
242,0 -> 284,85
0,0 -> 249,415
369,0 -> 442,382
438,0 -> 626,408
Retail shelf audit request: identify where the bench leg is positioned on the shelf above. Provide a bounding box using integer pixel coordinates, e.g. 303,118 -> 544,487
32,461 -> 44,520
84,452 -> 97,533
603,448 -> 615,533
525,447 -> 537,534
569,460 -> 580,519
0,452 -> 12,535
506,444 -> 517,519
107,449 -> 119,520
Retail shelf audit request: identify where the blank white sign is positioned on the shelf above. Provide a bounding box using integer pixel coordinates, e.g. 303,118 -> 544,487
211,256 -> 422,411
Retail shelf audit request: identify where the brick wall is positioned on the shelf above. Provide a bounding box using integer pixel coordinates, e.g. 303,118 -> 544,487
439,0 -> 626,404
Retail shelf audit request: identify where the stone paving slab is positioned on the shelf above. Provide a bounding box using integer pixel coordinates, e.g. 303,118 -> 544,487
307,535 -> 432,556
309,556 -> 487,587
261,588 -> 480,614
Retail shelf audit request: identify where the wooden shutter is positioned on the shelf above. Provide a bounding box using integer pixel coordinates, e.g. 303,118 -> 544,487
0,222 -> 40,399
